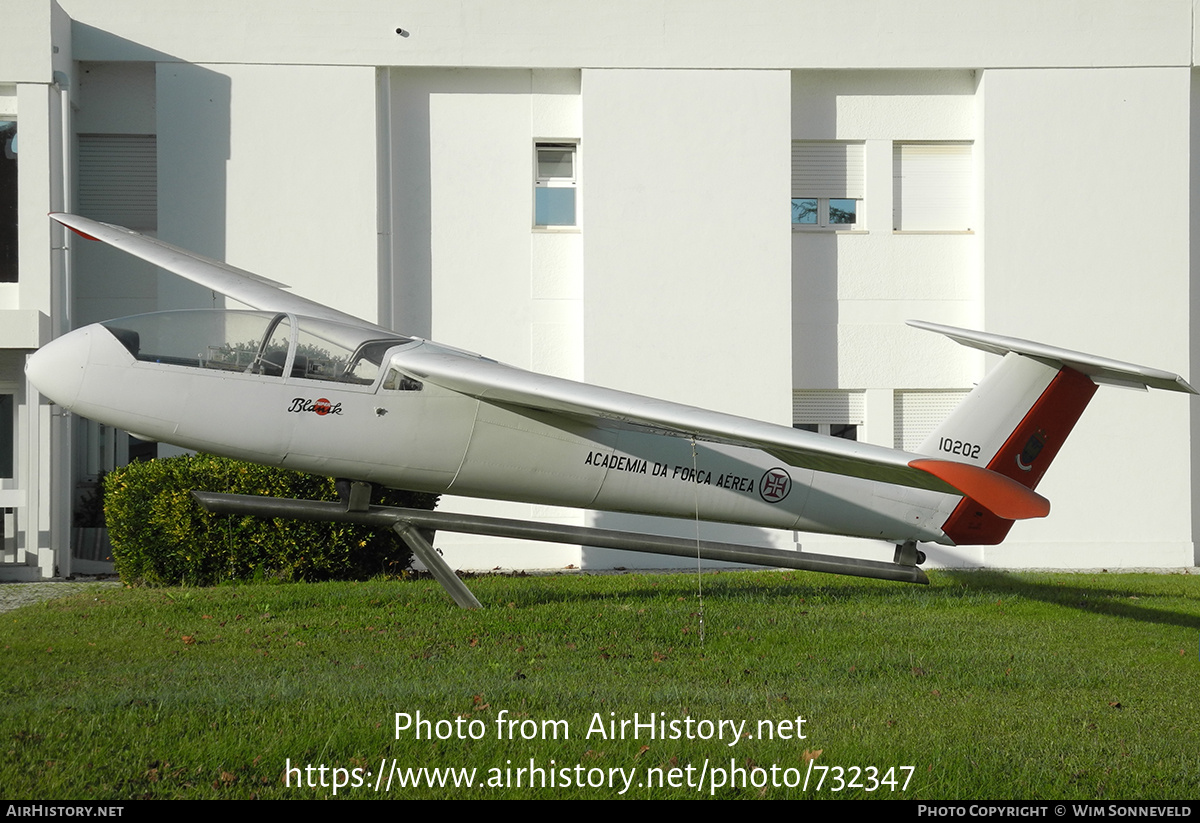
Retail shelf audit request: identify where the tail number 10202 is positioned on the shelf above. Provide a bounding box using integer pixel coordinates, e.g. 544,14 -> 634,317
939,437 -> 981,460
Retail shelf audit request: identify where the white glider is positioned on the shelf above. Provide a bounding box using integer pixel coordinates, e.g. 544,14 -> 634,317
25,213 -> 1195,604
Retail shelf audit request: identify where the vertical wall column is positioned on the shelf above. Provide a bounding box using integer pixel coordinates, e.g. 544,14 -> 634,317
980,67 -> 1193,565
581,69 -> 793,566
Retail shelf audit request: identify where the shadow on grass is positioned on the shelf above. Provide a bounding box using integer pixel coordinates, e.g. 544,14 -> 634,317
939,569 -> 1200,631
460,568 -> 935,611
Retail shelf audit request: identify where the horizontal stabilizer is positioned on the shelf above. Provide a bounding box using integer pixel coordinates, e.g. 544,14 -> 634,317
908,320 -> 1197,394
909,458 -> 1050,520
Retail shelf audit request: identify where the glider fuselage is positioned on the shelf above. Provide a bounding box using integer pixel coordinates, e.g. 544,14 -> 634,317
29,316 -> 956,546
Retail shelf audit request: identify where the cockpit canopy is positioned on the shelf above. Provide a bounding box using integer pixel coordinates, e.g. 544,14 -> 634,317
100,309 -> 415,387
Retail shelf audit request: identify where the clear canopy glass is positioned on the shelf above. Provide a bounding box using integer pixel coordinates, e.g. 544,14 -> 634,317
99,310 -> 411,386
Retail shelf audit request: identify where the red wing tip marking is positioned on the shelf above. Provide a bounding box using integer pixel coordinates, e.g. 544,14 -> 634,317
909,458 -> 1051,521
62,225 -> 101,242
68,228 -> 101,242
49,214 -> 101,241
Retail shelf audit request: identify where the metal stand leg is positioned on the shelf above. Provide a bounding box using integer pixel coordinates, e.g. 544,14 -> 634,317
393,523 -> 482,610
346,481 -> 372,512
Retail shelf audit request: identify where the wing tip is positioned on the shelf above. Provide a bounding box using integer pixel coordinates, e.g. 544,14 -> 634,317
49,213 -> 101,242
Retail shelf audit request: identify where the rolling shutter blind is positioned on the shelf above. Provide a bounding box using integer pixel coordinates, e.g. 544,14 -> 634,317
792,142 -> 864,199
892,143 -> 972,231
793,390 -> 865,426
78,135 -> 157,230
893,389 -> 970,451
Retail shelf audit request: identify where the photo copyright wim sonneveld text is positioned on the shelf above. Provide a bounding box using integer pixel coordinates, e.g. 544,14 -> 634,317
283,710 -> 914,795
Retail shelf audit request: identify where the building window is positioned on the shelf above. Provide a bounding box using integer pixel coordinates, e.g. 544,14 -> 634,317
893,389 -> 970,451
793,389 -> 863,441
892,142 -> 973,232
78,134 -> 158,231
0,120 -> 16,283
794,422 -> 858,441
0,394 -> 12,478
792,141 -> 864,229
534,142 -> 577,227
791,198 -> 858,227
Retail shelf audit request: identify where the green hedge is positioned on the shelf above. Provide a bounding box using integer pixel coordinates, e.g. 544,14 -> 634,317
103,454 -> 438,586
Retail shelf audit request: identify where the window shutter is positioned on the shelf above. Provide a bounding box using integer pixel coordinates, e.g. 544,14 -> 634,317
892,143 -> 972,231
78,135 -> 157,230
792,142 -> 864,199
793,390 -> 865,426
893,389 -> 970,451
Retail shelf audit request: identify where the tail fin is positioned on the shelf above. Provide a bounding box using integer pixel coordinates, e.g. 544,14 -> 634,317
908,321 -> 1196,545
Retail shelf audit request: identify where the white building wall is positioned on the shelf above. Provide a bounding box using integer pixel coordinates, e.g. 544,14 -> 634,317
387,68 -> 585,569
792,70 -> 981,393
1193,69 -> 1200,568
72,62 -> 158,327
583,69 -> 792,419
788,71 -> 984,562
580,68 -> 793,566
2,0 -> 1195,575
426,71 -> 540,363
979,67 -> 1194,567
58,0 -> 1192,71
157,63 -> 379,322
0,0 -> 71,578
0,0 -> 56,84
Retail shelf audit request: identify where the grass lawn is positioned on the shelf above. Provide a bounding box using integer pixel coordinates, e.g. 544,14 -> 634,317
1,568 -> 1198,799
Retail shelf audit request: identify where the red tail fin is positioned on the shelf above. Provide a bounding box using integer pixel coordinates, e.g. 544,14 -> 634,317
940,366 -> 1096,544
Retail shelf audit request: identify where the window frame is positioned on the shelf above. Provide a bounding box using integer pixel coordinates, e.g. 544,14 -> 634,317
533,141 -> 578,229
0,116 -> 16,283
794,422 -> 858,441
792,197 -> 860,229
0,393 -> 12,479
791,141 -> 864,232
792,389 -> 864,442
892,141 -> 974,233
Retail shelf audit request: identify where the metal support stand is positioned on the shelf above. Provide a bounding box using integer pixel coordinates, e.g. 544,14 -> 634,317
190,491 -> 931,610
393,523 -> 482,610
346,481 -> 372,512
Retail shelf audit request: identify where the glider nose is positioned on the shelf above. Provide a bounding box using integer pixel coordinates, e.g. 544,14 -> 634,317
25,327 -> 92,409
